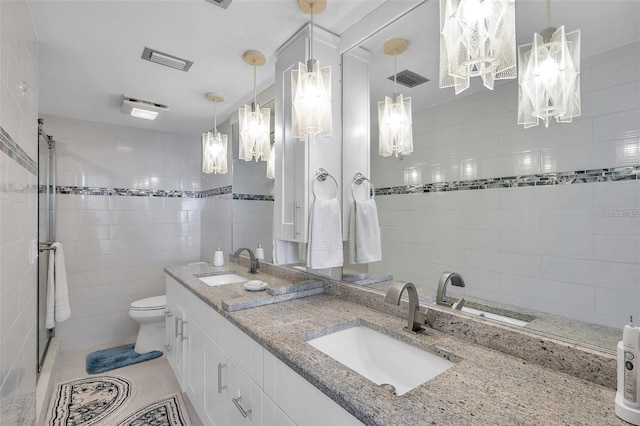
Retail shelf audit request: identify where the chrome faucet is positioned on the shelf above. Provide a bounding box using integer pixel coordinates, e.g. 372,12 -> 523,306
436,272 -> 465,310
384,282 -> 435,333
233,247 -> 259,274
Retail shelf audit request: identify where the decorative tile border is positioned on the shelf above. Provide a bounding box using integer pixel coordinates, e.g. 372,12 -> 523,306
375,166 -> 640,196
200,185 -> 232,198
233,193 -> 274,201
0,126 -> 37,176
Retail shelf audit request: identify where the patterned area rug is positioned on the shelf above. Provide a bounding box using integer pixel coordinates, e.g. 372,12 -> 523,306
49,376 -> 132,426
116,393 -> 192,426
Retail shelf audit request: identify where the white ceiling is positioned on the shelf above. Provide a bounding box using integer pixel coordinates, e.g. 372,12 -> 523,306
30,0 -> 640,138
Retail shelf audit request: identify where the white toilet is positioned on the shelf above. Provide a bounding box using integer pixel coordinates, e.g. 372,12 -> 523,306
128,295 -> 166,354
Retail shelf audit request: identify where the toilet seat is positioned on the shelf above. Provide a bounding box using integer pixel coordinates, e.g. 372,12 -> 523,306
130,295 -> 166,311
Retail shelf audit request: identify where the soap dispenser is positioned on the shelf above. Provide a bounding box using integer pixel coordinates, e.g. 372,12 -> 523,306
213,244 -> 224,267
256,242 -> 264,260
616,316 -> 640,424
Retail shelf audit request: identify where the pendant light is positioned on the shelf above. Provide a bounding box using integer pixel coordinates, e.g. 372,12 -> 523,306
202,93 -> 228,175
439,0 -> 517,94
239,50 -> 271,161
291,0 -> 332,141
517,0 -> 581,128
378,38 -> 413,158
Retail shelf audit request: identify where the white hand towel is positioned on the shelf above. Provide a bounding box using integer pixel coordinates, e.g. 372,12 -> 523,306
348,198 -> 382,264
46,242 -> 71,329
307,197 -> 343,269
273,239 -> 300,265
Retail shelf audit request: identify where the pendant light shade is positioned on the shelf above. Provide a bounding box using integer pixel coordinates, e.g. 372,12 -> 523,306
439,0 -> 517,94
202,93 -> 228,175
291,0 -> 332,140
378,38 -> 413,158
239,50 -> 271,161
517,1 -> 581,128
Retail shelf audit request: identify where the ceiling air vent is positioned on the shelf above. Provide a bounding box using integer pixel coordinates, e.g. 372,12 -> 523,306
204,0 -> 232,9
121,96 -> 169,120
388,69 -> 429,88
141,47 -> 193,72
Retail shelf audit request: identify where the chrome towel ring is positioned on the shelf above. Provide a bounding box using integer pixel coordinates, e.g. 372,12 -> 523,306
312,168 -> 339,199
351,172 -> 374,201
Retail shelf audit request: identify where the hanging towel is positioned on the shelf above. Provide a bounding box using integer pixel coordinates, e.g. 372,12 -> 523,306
307,197 -> 343,269
46,242 -> 71,329
348,198 -> 382,264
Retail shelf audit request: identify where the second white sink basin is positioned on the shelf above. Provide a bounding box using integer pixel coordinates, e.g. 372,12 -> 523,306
198,273 -> 247,286
308,325 -> 454,396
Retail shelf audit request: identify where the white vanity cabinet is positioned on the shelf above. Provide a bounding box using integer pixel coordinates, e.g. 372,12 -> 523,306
273,24 -> 343,244
165,276 -> 362,425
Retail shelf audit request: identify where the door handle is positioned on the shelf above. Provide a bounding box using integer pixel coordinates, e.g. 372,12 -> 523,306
217,363 -> 227,393
180,321 -> 188,341
175,318 -> 182,338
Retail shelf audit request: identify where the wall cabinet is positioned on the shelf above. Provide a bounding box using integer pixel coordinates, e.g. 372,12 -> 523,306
165,276 -> 362,425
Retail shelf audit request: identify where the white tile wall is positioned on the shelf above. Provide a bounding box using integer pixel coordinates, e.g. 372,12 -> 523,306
0,0 -> 38,422
41,115 -> 202,351
371,42 -> 640,329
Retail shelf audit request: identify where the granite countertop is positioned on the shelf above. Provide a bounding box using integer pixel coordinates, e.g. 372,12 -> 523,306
165,261 -> 622,426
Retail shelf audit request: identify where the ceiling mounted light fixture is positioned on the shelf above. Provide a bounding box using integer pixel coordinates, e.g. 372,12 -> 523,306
202,93 -> 228,174
378,38 -> 413,158
239,50 -> 271,162
439,0 -> 516,94
517,0 -> 581,128
120,96 -> 168,121
291,0 -> 332,141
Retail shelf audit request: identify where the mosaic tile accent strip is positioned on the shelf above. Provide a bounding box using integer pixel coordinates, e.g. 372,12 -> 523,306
233,193 -> 274,201
40,185 -> 202,198
200,185 -> 232,198
375,166 -> 640,196
0,125 -> 37,175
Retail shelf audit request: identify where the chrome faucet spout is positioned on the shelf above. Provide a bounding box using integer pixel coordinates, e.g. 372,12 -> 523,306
233,247 -> 259,274
385,282 -> 432,333
436,271 -> 465,309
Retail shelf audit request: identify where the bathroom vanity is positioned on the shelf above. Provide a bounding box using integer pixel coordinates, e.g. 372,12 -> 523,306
164,259 -> 623,425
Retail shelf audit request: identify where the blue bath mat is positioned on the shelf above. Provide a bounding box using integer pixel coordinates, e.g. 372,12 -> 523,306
86,344 -> 162,374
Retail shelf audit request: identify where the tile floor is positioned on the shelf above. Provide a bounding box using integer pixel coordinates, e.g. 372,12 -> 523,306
44,340 -> 203,425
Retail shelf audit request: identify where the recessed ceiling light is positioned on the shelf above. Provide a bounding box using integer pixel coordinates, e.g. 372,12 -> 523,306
141,47 -> 193,72
121,96 -> 169,120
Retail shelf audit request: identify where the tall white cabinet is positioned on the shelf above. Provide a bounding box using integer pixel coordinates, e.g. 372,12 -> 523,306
164,276 -> 362,426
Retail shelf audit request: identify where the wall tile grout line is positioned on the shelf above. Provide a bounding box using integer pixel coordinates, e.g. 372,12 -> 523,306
0,125 -> 38,176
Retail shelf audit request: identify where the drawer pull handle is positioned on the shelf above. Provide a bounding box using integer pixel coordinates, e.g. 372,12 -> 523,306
180,321 -> 188,341
175,318 -> 182,338
232,396 -> 252,418
217,363 -> 227,393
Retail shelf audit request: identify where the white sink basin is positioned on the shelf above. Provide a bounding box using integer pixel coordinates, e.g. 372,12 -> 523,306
461,306 -> 529,327
307,325 -> 454,396
198,273 -> 247,286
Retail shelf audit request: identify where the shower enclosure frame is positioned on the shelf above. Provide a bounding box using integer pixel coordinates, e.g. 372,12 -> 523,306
37,118 -> 56,374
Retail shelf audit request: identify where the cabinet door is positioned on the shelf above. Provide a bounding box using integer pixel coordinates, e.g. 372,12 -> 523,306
274,30 -> 309,243
263,394 -> 295,426
184,318 -> 205,421
174,306 -> 187,389
204,335 -> 230,426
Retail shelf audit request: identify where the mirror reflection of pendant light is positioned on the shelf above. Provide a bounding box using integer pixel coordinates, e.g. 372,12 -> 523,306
266,142 -> 275,179
239,50 -> 271,161
291,0 -> 332,141
202,93 -> 228,174
378,38 -> 413,158
517,0 -> 580,128
439,0 -> 517,94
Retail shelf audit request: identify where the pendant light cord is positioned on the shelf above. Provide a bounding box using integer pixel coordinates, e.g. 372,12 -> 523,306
393,51 -> 398,96
309,3 -> 314,64
253,62 -> 257,111
213,100 -> 217,133
546,0 -> 551,27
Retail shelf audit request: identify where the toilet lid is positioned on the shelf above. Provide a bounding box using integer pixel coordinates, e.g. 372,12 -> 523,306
130,295 -> 166,311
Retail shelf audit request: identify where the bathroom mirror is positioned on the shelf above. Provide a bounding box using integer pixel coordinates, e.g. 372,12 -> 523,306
337,0 -> 639,353
227,0 -> 639,353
